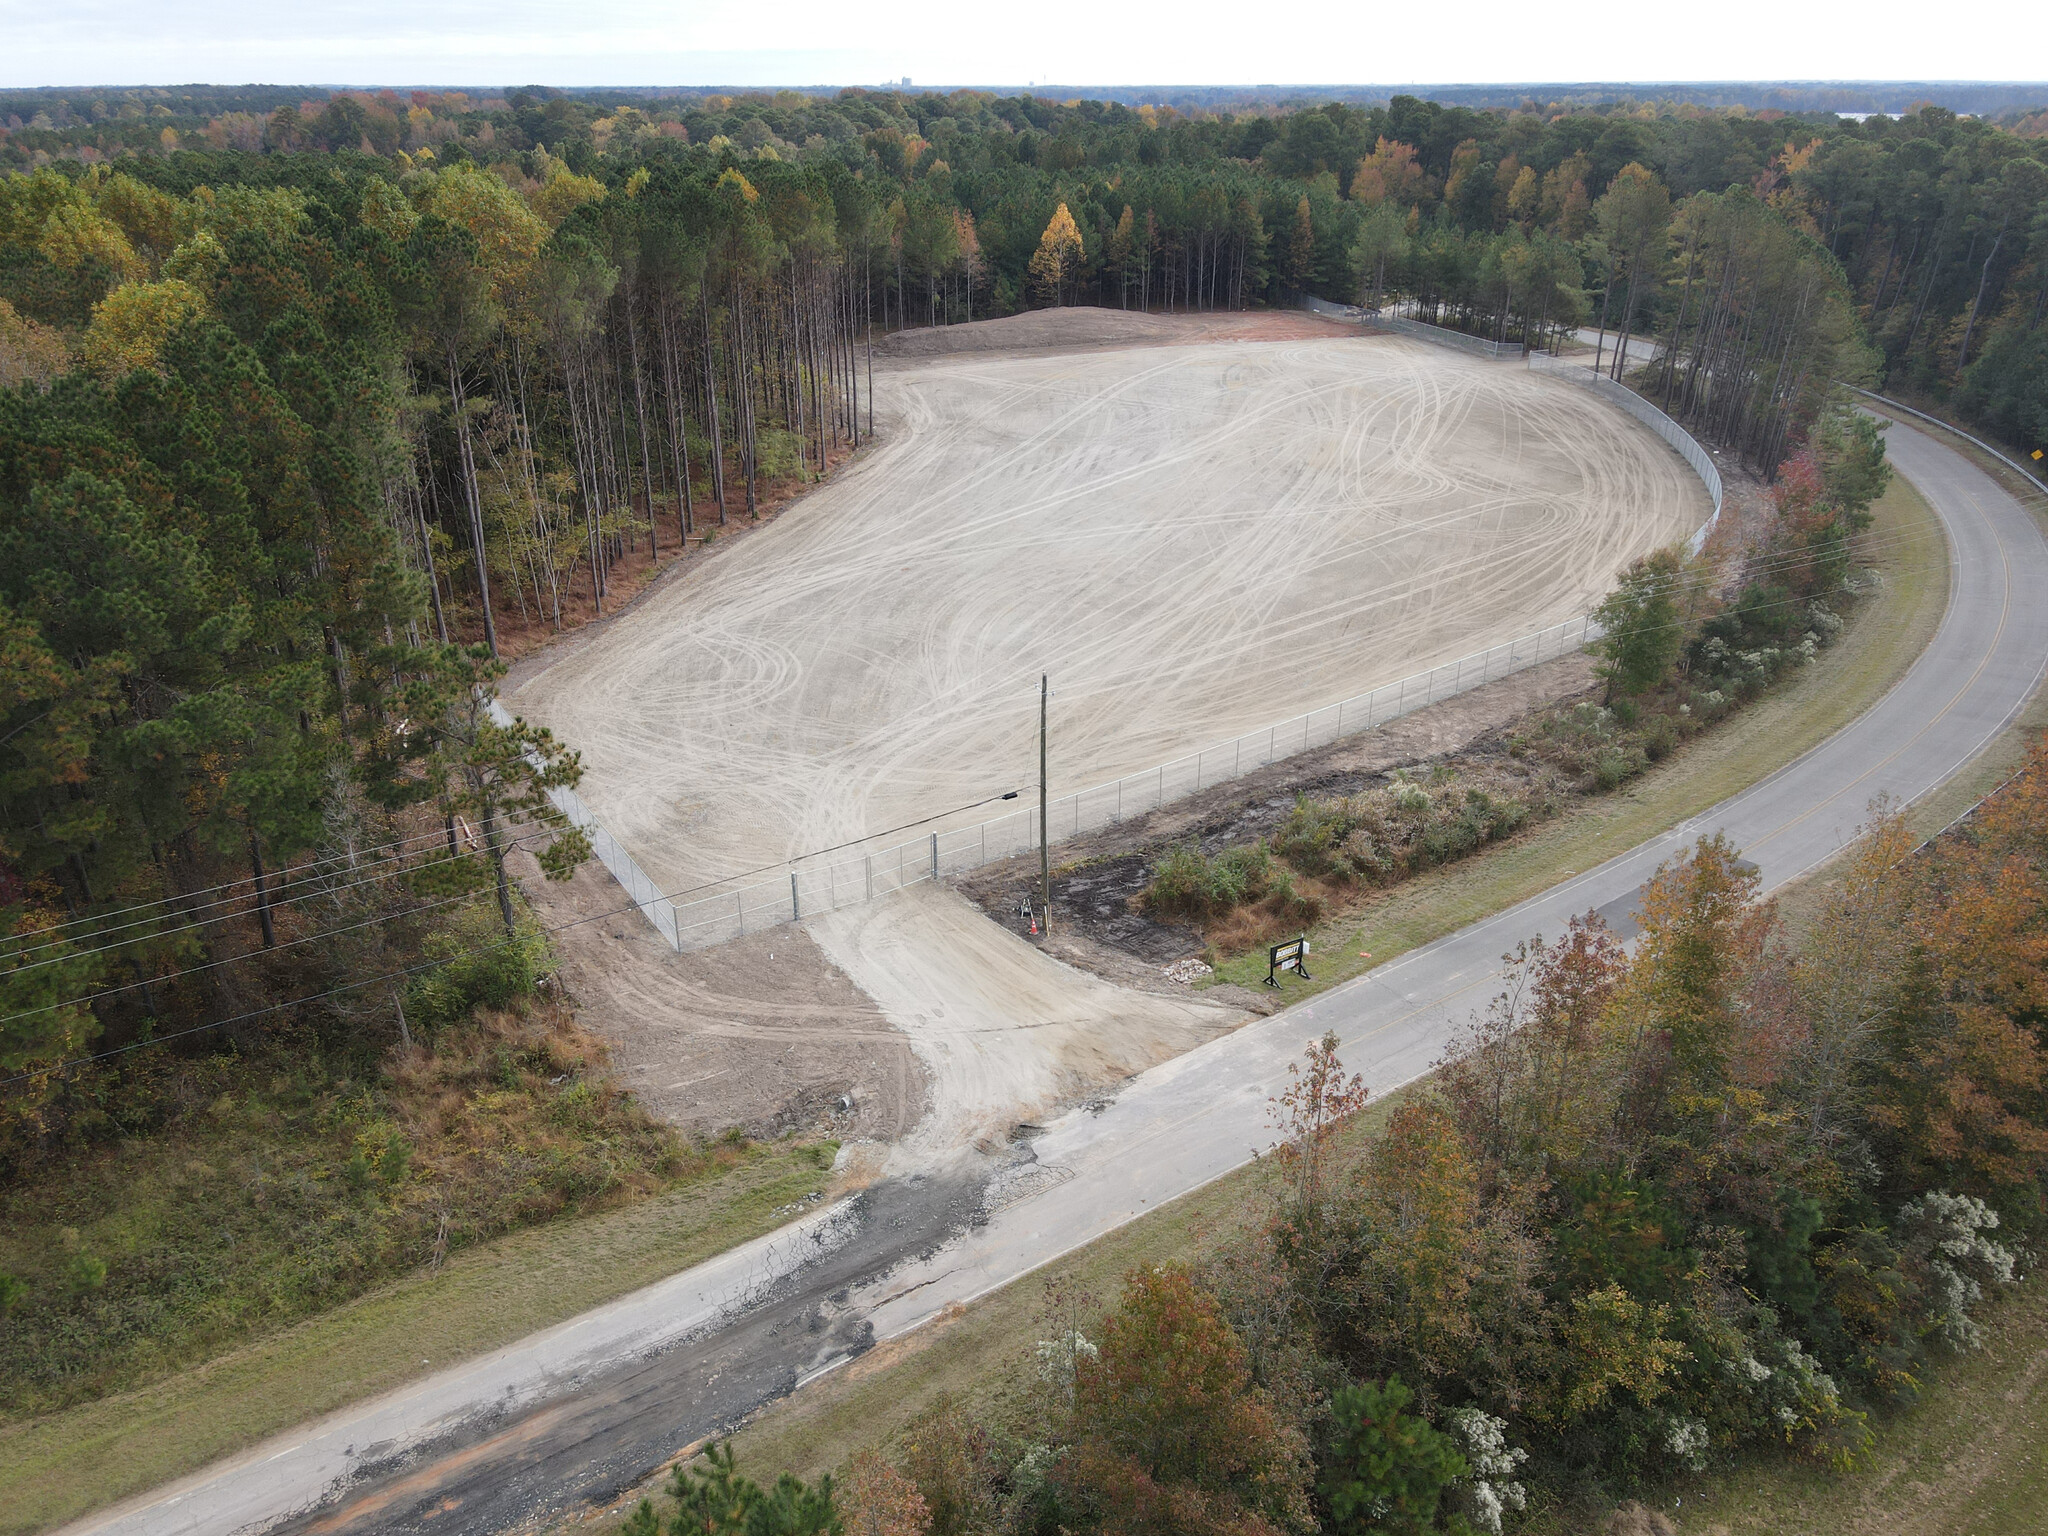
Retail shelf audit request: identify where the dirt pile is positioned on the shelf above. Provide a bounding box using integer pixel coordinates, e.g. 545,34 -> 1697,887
870,306 -> 1353,359
517,849 -> 926,1143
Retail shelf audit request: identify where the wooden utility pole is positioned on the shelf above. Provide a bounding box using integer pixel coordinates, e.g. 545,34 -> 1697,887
1040,673 -> 1050,930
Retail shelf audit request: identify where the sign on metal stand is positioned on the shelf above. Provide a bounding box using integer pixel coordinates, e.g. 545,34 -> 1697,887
1265,935 -> 1312,988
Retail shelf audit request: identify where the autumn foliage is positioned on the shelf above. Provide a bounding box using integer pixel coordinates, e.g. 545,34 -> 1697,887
837,745 -> 2048,1533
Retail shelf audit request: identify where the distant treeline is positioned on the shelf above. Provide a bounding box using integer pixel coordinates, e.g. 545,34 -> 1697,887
5,87 -> 2043,464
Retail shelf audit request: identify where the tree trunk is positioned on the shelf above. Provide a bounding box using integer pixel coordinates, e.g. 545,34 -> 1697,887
702,289 -> 728,524
249,828 -> 275,948
625,292 -> 659,553
1958,211 -> 2009,371
445,344 -> 498,656
482,800 -> 516,935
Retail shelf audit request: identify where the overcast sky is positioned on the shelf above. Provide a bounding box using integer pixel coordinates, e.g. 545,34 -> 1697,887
3,0 -> 2039,91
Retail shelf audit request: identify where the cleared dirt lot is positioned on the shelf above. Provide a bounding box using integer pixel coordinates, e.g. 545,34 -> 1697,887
512,314 -> 1707,904
517,843 -> 927,1144
808,883 -> 1246,1166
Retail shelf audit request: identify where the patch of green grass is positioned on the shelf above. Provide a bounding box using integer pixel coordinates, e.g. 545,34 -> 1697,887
719,1088 -> 1418,1495
1209,468 -> 1948,1000
0,1137 -> 837,1536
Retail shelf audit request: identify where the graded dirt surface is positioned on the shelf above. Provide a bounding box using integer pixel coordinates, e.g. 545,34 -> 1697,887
806,883 -> 1247,1163
870,305 -> 1354,357
516,846 -> 925,1143
511,311 -> 1708,925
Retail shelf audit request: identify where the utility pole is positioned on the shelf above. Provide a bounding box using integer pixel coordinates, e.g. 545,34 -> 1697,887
1040,673 -> 1050,931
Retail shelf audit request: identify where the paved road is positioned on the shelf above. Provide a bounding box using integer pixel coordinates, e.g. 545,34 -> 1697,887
60,418 -> 2046,1536
1568,326 -> 1663,367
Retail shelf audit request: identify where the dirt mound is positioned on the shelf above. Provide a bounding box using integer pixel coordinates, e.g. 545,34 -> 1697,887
807,883 -> 1245,1159
516,848 -> 925,1143
870,306 -> 1355,359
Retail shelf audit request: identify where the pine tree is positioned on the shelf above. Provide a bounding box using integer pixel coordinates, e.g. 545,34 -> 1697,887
1109,205 -> 1135,308
1287,195 -> 1315,295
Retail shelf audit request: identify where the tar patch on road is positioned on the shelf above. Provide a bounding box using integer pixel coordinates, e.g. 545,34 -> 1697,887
274,1170 -> 990,1536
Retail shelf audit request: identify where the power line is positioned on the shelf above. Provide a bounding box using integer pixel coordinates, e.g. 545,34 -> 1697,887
19,823 -> 464,941
0,505 -> 1945,1038
2,786 -> 1026,1039
3,828 -> 554,971
3,529 -> 1946,1018
9,888 -> 487,1011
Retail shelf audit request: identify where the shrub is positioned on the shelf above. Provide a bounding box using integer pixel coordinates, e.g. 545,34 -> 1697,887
1142,843 -> 1277,920
407,906 -> 550,1033
1271,794 -> 1358,877
1319,1376 -> 1467,1535
1593,547 -> 1688,700
1594,748 -> 1647,791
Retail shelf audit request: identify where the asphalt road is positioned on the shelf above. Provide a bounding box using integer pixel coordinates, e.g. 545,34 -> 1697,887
60,416 -> 2046,1536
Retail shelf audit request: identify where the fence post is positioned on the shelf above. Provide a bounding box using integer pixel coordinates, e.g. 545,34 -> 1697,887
735,890 -> 744,935
931,832 -> 938,880
865,854 -> 872,900
791,872 -> 800,921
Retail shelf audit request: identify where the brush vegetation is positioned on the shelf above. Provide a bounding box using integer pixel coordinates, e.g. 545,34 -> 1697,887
1144,406 -> 1890,959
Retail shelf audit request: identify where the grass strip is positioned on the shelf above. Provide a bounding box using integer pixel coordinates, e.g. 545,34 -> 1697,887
718,455 -> 1954,1494
0,1140 -> 836,1536
1207,467 -> 1948,999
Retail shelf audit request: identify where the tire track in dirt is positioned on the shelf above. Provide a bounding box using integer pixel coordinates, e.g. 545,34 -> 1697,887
511,330 -> 1705,915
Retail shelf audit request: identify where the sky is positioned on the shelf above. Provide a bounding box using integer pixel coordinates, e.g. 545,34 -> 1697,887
3,0 -> 2041,91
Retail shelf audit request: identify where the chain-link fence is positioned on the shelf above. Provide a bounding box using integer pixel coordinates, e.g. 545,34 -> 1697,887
1305,295 -> 1521,359
529,319 -> 1730,953
1364,312 -> 1521,360
656,610 -> 1602,949
1526,352 -> 1724,550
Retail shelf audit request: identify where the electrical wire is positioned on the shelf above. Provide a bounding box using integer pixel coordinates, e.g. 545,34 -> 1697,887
19,823 -> 464,940
1,786 -> 1026,1040
0,505 -> 1955,1038
3,828 -> 555,970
